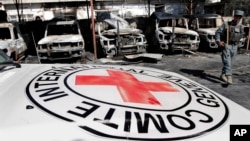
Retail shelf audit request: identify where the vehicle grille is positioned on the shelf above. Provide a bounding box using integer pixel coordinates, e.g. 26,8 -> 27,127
120,47 -> 138,54
51,42 -> 83,48
120,35 -> 136,46
174,34 -> 196,42
51,52 -> 71,58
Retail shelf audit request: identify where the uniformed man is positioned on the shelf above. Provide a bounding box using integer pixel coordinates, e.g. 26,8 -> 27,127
215,10 -> 246,85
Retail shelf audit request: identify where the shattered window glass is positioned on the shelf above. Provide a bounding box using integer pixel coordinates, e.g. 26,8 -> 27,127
0,28 -> 11,40
159,19 -> 173,27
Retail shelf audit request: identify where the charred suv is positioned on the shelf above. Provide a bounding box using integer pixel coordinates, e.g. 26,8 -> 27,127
146,12 -> 200,52
185,14 -> 224,51
96,12 -> 147,58
186,14 -> 248,51
37,20 -> 85,62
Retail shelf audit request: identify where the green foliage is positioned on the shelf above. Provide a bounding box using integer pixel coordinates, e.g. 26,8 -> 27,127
224,0 -> 250,16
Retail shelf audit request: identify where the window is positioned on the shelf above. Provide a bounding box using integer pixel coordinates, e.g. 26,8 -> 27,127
0,28 -> 11,40
47,24 -> 79,35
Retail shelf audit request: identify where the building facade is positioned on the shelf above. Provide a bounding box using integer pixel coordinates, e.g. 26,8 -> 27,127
205,0 -> 250,16
1,0 -> 205,22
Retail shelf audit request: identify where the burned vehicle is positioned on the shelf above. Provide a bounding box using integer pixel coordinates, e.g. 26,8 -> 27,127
96,12 -> 147,58
37,20 -> 85,62
0,22 -> 27,61
186,14 -> 247,51
146,12 -> 200,52
185,14 -> 225,51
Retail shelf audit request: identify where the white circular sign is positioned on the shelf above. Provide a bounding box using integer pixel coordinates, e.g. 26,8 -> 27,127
26,65 -> 229,140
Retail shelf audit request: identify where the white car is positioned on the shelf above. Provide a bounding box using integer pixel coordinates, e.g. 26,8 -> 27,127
185,14 -> 223,51
0,50 -> 250,141
96,12 -> 147,58
185,14 -> 246,51
0,22 -> 27,60
37,20 -> 85,62
146,12 -> 200,52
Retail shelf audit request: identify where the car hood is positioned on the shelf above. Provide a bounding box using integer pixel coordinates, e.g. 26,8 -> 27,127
159,27 -> 199,36
198,28 -> 218,35
1,64 -> 250,141
104,19 -> 129,29
38,35 -> 83,45
105,28 -> 143,35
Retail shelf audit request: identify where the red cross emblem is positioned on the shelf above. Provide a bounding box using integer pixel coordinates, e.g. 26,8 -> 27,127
75,70 -> 179,105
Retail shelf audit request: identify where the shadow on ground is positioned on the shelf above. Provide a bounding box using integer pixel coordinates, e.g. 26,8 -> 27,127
179,69 -> 223,84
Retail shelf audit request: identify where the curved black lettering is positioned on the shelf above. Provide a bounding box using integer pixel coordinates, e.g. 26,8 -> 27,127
197,98 -> 220,107
94,108 -> 118,129
167,114 -> 195,130
185,110 -> 213,123
135,112 -> 169,133
124,111 -> 132,132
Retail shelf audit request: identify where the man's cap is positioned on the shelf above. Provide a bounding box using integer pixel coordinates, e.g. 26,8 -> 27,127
234,10 -> 244,16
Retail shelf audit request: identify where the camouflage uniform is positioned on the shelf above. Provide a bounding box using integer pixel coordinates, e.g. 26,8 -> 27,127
215,10 -> 245,84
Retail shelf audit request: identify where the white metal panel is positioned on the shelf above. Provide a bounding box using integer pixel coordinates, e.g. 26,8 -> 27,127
0,64 -> 249,141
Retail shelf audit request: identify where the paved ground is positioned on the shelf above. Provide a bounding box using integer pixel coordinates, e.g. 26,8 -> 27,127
24,49 -> 250,111
138,51 -> 250,111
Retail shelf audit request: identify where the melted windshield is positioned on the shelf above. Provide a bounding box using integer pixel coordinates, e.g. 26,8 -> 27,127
47,24 -> 79,35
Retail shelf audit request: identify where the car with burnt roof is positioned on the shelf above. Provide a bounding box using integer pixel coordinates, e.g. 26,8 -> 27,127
185,13 -> 247,51
96,12 -> 147,58
145,12 -> 200,53
36,20 -> 85,63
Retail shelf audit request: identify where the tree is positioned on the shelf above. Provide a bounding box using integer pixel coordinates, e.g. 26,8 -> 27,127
13,0 -> 23,22
184,0 -> 202,15
223,0 -> 250,16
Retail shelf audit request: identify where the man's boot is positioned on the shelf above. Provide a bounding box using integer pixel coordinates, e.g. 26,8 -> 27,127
227,75 -> 233,84
220,73 -> 227,82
